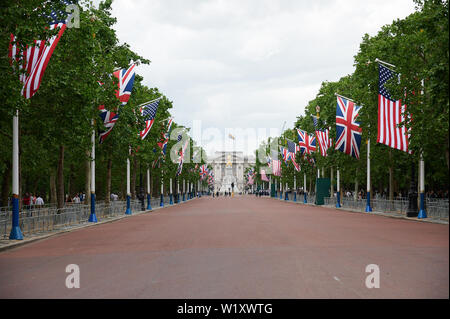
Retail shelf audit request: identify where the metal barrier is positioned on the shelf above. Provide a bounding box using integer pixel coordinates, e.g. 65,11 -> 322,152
324,197 -> 448,221
0,195 -> 182,239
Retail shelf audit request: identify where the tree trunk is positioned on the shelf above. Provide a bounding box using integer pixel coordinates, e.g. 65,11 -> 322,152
85,150 -> 91,205
1,161 -> 11,207
131,154 -> 137,199
106,158 -> 112,205
50,170 -> 57,204
57,145 -> 65,209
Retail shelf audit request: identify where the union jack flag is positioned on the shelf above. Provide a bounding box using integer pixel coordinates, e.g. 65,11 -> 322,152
297,128 -> 316,165
8,3 -> 72,99
139,98 -> 160,140
335,96 -> 362,159
98,105 -> 118,143
312,115 -> 332,157
199,164 -> 208,178
176,138 -> 190,176
157,118 -> 173,156
287,140 -> 300,171
98,64 -> 136,143
113,64 -> 136,105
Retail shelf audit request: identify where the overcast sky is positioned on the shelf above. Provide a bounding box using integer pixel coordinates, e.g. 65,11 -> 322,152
109,0 -> 416,157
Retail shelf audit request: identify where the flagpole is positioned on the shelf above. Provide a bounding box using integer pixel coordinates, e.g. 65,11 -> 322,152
374,58 -> 396,69
183,179 -> 186,201
89,122 -> 98,222
336,168 -> 341,207
9,110 -> 23,240
293,174 -> 297,202
160,170 -> 164,207
137,96 -> 163,108
304,173 -> 307,203
285,182 -> 288,201
125,147 -> 132,214
279,179 -> 282,200
176,179 -> 180,203
418,79 -> 427,218
169,177 -> 173,204
147,166 -> 152,210
334,93 -> 356,103
365,138 -> 372,212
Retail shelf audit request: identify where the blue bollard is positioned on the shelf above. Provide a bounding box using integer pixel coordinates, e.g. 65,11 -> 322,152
304,193 -> 307,203
169,193 -> 173,205
9,196 -> 23,240
365,191 -> 372,212
88,193 -> 97,222
285,191 -> 288,201
293,192 -> 297,202
183,192 -> 186,202
160,194 -> 164,207
125,194 -> 132,214
147,193 -> 152,210
418,192 -> 427,219
336,191 -> 341,208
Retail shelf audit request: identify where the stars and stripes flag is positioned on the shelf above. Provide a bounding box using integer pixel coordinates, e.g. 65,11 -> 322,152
176,138 -> 190,176
297,128 -> 316,164
266,156 -> 272,168
98,64 -> 136,143
335,96 -> 363,159
8,5 -> 70,99
311,115 -> 332,157
271,151 -> 281,177
260,169 -> 269,182
377,63 -> 411,153
280,146 -> 290,165
139,98 -> 161,140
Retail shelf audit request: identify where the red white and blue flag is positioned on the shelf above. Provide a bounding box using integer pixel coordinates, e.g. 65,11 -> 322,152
99,64 -> 136,143
297,128 -> 316,164
335,96 -> 362,159
199,164 -> 208,179
114,64 -> 136,105
158,118 -> 173,156
377,63 -> 411,153
260,169 -> 269,182
139,98 -> 160,140
176,138 -> 190,176
271,150 -> 281,177
9,6 -> 69,99
312,115 -> 332,157
287,140 -> 300,171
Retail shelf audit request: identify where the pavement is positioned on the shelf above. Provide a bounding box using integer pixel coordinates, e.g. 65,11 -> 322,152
0,195 -> 448,299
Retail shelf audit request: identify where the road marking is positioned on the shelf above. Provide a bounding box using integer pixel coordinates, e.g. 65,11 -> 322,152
333,276 -> 341,282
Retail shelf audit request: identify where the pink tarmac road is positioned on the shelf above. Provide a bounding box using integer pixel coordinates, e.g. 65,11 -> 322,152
0,195 -> 448,299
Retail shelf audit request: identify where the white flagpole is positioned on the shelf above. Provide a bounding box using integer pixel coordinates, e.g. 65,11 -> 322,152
418,79 -> 427,218
169,177 -> 173,204
336,169 -> 341,207
304,173 -> 307,203
125,147 -> 131,214
10,110 -> 23,239
89,122 -> 97,222
365,138 -> 372,212
146,167 -> 152,210
160,170 -> 164,206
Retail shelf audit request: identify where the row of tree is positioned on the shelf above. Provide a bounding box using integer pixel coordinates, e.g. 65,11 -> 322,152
0,1 -> 209,208
250,0 -> 449,199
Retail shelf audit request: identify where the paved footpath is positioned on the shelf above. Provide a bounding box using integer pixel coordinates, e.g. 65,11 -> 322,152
0,196 -> 448,298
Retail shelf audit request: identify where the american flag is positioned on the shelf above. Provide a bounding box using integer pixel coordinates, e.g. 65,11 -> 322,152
260,169 -> 269,182
377,63 -> 410,153
271,151 -> 281,176
312,115 -> 332,157
8,6 -> 69,99
139,98 -> 160,140
335,96 -> 362,159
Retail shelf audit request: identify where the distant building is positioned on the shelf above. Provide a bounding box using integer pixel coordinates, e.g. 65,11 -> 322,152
209,151 -> 255,193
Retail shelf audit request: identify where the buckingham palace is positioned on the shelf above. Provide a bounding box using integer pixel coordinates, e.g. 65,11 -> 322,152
208,151 -> 255,193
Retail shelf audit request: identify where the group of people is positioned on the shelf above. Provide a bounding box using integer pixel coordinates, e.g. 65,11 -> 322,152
65,193 -> 85,204
22,192 -> 44,208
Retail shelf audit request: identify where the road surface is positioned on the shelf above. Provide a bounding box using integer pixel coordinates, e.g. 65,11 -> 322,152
0,195 -> 448,298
